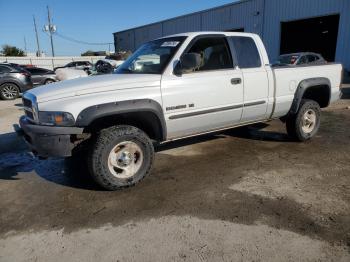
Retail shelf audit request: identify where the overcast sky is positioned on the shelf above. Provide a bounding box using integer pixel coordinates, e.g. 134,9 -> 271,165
0,0 -> 235,56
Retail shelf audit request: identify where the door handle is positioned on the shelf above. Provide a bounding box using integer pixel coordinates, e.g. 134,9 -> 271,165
231,78 -> 241,85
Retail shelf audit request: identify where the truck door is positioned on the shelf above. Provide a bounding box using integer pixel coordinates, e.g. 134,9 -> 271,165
161,35 -> 244,139
230,36 -> 269,122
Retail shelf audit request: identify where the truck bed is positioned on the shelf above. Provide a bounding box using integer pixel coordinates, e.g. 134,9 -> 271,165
271,63 -> 342,118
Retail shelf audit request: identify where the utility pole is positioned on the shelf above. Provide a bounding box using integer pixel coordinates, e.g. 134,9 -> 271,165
24,36 -> 27,55
33,15 -> 41,57
46,5 -> 55,57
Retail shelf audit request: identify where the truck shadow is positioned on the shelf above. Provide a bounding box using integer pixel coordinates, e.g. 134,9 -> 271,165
157,122 -> 292,153
0,121 -> 292,187
224,123 -> 292,142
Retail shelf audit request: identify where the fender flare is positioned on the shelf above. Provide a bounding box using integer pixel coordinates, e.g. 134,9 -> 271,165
0,80 -> 22,91
289,77 -> 331,114
75,99 -> 167,140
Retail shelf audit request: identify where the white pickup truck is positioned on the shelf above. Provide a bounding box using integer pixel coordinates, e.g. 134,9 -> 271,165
20,32 -> 342,190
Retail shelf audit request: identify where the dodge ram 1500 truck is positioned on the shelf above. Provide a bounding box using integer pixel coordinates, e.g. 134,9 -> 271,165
19,32 -> 342,190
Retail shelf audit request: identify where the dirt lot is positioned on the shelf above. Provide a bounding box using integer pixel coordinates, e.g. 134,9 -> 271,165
0,88 -> 350,261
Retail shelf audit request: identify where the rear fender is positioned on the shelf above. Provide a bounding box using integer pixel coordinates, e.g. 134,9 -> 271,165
289,77 -> 331,114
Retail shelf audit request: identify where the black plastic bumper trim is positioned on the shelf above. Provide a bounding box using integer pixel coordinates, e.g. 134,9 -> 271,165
19,116 -> 84,157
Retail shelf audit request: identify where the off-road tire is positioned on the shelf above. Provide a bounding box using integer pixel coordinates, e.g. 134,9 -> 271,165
88,125 -> 154,190
286,99 -> 321,141
0,83 -> 20,100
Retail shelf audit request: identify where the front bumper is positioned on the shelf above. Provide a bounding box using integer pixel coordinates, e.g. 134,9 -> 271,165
19,116 -> 84,157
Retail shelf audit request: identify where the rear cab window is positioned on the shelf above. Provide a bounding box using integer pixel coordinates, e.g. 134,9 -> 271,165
230,36 -> 262,68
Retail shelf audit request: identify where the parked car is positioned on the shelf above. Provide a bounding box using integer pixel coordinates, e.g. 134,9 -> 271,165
275,52 -> 327,66
55,68 -> 88,81
54,61 -> 92,72
0,63 -> 33,100
89,59 -> 124,75
19,32 -> 342,190
25,67 -> 57,86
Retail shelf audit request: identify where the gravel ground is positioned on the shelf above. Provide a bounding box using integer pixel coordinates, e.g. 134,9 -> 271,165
0,88 -> 349,261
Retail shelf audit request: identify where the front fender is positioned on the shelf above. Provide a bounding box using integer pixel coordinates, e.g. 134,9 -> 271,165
75,99 -> 167,140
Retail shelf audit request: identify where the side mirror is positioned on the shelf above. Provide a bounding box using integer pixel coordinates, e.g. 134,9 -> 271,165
174,53 -> 201,75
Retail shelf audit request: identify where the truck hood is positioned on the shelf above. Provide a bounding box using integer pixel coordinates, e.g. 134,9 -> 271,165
28,74 -> 161,103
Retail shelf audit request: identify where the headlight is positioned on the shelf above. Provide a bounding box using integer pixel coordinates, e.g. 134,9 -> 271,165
38,111 -> 75,126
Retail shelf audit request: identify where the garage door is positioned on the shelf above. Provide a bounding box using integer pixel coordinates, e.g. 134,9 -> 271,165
280,14 -> 340,62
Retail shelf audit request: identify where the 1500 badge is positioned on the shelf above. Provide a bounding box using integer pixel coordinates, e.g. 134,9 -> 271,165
166,103 -> 194,111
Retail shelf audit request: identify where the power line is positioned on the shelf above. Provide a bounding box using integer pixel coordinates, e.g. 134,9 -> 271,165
54,31 -> 113,46
47,5 -> 55,56
23,36 -> 27,53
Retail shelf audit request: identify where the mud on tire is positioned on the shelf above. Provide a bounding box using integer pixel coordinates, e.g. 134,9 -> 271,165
88,125 -> 154,190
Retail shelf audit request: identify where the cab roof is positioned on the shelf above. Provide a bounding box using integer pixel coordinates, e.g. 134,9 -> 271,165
159,31 -> 258,39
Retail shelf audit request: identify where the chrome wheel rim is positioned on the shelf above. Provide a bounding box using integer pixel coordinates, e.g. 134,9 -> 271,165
108,141 -> 143,179
302,109 -> 317,134
1,84 -> 18,99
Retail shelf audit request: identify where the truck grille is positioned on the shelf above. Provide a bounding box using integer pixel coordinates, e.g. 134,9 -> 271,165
22,97 -> 35,122
22,97 -> 32,108
25,110 -> 34,120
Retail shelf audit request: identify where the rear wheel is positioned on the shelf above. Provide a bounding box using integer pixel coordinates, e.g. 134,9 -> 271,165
44,79 -> 55,85
286,99 -> 321,141
0,83 -> 19,100
88,125 -> 154,190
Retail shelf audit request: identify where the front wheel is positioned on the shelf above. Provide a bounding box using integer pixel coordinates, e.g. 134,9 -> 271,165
88,125 -> 154,190
286,99 -> 321,141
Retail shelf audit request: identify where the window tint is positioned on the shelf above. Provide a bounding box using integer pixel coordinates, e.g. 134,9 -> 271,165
0,65 -> 11,73
27,68 -> 40,74
230,36 -> 261,68
309,55 -> 320,62
184,36 -> 233,72
307,55 -> 316,62
278,55 -> 300,65
298,56 -> 307,64
34,68 -> 49,74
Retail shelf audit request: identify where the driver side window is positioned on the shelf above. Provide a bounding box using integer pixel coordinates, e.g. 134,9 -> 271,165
183,36 -> 233,73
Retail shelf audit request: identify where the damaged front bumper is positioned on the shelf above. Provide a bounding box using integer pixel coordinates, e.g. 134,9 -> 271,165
19,116 -> 84,158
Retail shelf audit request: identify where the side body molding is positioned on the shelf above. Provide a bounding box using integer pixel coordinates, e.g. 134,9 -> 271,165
290,77 -> 331,114
76,99 -> 167,140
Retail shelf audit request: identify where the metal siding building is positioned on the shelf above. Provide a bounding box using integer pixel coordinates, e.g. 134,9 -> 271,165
113,0 -> 350,70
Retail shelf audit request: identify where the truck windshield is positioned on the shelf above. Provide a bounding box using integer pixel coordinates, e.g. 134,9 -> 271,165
115,36 -> 186,74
